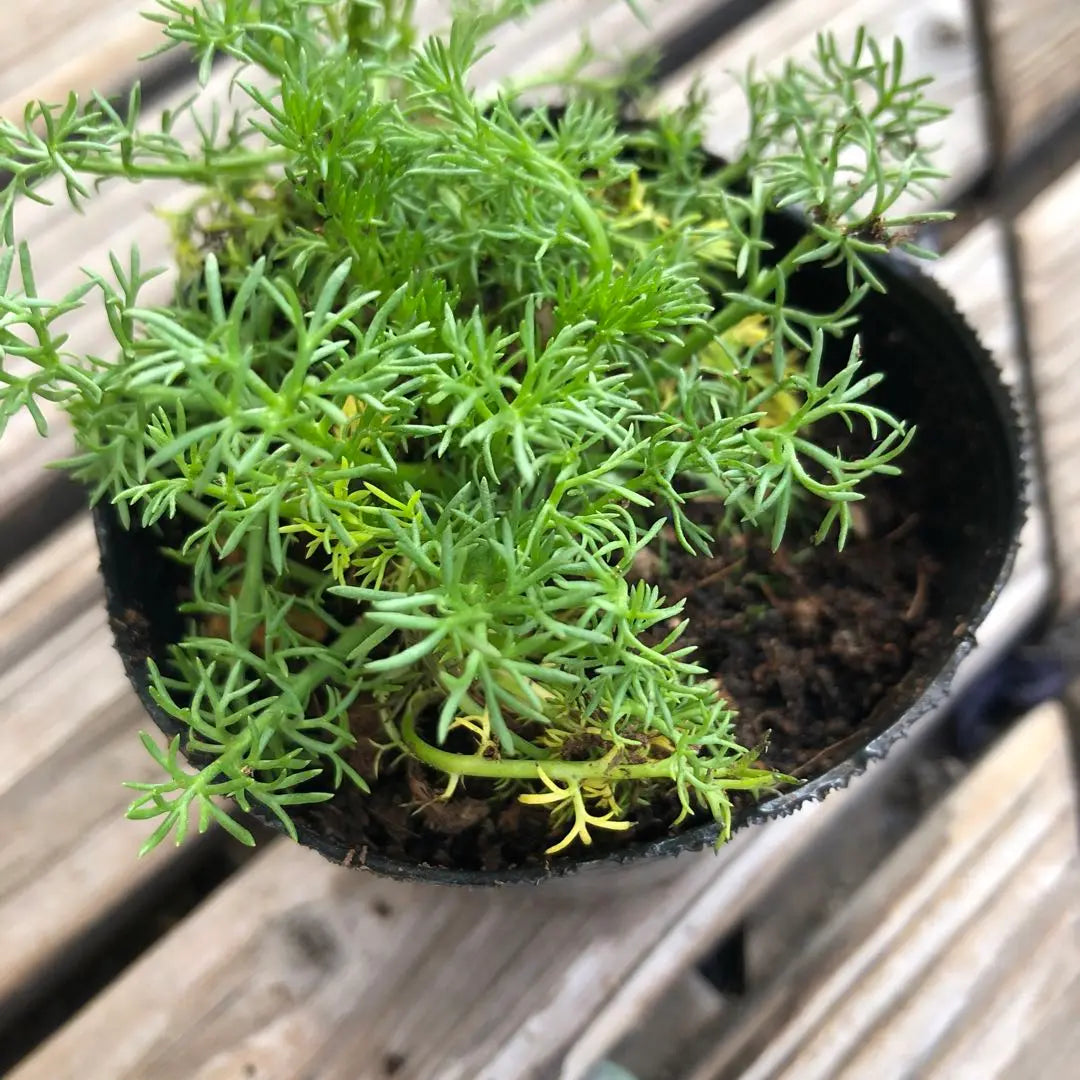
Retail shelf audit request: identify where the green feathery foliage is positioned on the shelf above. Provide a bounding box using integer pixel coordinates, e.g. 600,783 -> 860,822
0,1 -> 950,856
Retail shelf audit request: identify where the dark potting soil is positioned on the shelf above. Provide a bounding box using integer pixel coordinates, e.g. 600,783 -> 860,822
299,465 -> 945,873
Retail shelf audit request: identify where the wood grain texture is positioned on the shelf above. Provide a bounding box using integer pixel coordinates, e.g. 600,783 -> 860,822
657,0 -> 987,206
986,0 -> 1080,154
0,538 -> 191,1014
928,222 -> 1018,381
0,516 -> 101,673
605,971 -> 725,1080
8,794 -> 851,1080
472,0 -> 728,92
0,1 -> 171,122
1017,161 -> 1080,611
684,701 -> 1080,1080
912,874 -> 1080,1079
1000,970 -> 1080,1080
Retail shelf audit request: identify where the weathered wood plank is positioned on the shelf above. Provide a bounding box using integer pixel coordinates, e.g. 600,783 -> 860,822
604,970 -> 725,1080
0,1 -> 166,122
0,540 -> 199,1016
22,703 -> 1069,1080
0,516 -> 100,673
1000,971 -> 1080,1080
0,610 -> 126,799
1017,160 -> 1080,611
682,701 -> 1080,1080
913,874 -> 1080,1079
831,823 -> 1077,1080
657,0 -> 987,206
928,222 -> 1018,381
473,0 -> 728,91
0,419 -> 77,543
0,697 -> 185,1013
7,797 -> 850,1080
985,0 -> 1080,156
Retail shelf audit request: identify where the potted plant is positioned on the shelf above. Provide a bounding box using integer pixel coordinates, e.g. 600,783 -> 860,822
0,0 -> 1022,884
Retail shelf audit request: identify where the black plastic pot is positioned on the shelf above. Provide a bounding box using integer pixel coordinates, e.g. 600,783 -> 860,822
94,214 -> 1025,887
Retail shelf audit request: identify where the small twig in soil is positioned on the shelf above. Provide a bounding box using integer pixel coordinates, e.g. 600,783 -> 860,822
668,558 -> 748,601
904,557 -> 931,623
884,513 -> 920,543
790,729 -> 871,778
756,577 -> 783,610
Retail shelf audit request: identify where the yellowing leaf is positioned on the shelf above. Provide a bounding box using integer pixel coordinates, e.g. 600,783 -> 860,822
725,315 -> 769,348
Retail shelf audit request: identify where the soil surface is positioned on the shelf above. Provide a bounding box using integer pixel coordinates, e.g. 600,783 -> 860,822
302,463 -> 945,873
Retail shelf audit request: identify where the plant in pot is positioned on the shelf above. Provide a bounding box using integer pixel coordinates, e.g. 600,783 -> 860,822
0,0 -> 1021,884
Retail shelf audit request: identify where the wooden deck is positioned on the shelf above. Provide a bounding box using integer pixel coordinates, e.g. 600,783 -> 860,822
1,2 -> 1078,1078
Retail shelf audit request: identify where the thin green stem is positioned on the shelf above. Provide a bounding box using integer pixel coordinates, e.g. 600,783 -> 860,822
401,697 -> 676,782
524,149 -> 611,270
173,490 -> 212,522
40,150 -> 289,185
566,186 -> 612,270
659,232 -> 821,366
290,618 -> 381,700
235,516 -> 267,649
711,158 -> 752,189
